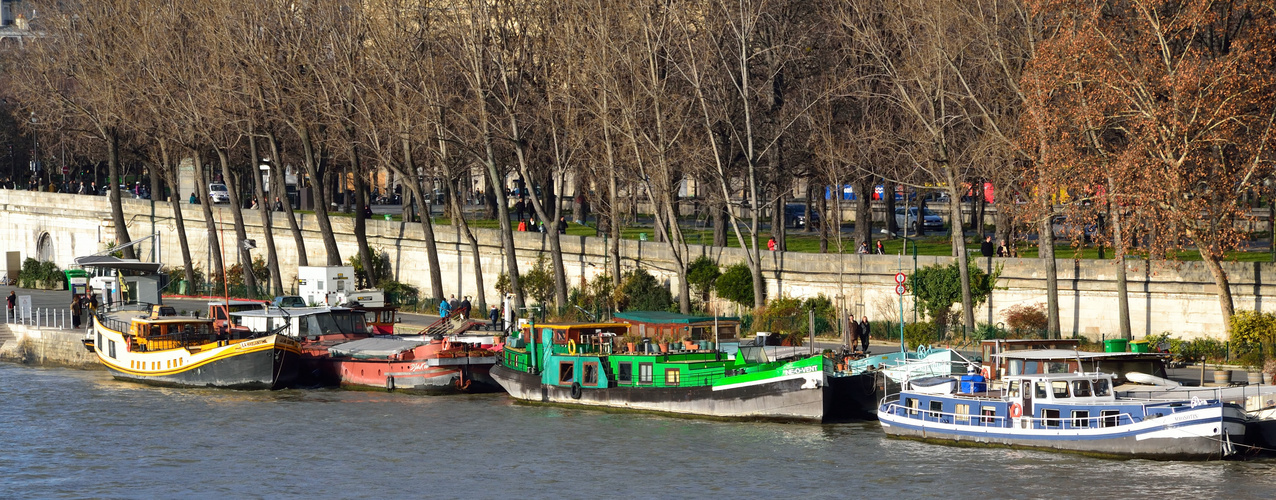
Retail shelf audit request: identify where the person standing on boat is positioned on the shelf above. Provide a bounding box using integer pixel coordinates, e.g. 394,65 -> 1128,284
70,295 -> 83,329
860,316 -> 871,353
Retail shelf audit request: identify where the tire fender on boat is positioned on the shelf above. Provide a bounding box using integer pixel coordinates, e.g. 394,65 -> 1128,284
1010,402 -> 1022,418
570,382 -> 582,399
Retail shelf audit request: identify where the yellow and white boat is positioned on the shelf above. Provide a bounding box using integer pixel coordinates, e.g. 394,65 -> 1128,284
85,307 -> 300,389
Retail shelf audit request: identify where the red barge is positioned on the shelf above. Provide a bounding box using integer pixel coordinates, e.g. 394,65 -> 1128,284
232,307 -> 501,393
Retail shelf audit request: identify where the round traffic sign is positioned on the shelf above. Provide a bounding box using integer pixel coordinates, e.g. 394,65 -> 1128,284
895,272 -> 907,284
896,284 -> 908,295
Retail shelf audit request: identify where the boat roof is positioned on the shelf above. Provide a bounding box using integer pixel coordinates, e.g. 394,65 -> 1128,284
232,306 -> 353,318
207,299 -> 268,306
992,349 -> 1166,360
129,316 -> 213,325
1005,371 -> 1115,381
530,322 -> 630,330
613,311 -> 739,324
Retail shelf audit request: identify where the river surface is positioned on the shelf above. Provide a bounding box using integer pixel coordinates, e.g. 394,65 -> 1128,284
3,364 -> 1275,499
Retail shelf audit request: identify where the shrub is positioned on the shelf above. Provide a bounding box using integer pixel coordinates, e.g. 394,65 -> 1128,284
903,321 -> 936,350
382,280 -> 419,306
520,254 -> 556,306
1003,303 -> 1048,334
164,265 -> 207,293
686,255 -> 720,303
971,323 -> 1007,342
614,268 -> 671,312
716,263 -> 755,307
495,272 -> 522,297
18,258 -> 62,289
911,259 -> 997,323
348,247 -> 393,288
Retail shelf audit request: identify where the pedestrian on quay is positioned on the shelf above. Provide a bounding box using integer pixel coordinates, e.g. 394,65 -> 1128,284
858,241 -> 869,254
517,218 -> 528,232
557,217 -> 568,234
981,236 -> 995,257
488,304 -> 500,330
847,314 -> 861,352
438,297 -> 452,318
514,199 -> 526,220
7,290 -> 15,321
459,296 -> 472,318
860,315 -> 871,353
876,240 -> 885,255
448,294 -> 459,313
71,295 -> 83,329
190,192 -> 198,204
767,237 -> 777,251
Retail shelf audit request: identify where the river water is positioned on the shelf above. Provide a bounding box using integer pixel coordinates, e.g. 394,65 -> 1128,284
3,364 -> 1275,499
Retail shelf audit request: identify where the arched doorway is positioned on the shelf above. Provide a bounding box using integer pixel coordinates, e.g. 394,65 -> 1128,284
36,232 -> 54,262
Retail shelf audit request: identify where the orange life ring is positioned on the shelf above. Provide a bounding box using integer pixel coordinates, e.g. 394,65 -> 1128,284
980,366 -> 991,379
1010,403 -> 1023,418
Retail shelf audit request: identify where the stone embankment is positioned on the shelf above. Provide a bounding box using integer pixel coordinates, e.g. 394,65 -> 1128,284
0,322 -> 100,368
3,189 -> 1274,338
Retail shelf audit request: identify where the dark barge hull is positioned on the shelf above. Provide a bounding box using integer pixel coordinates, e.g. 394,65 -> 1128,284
491,364 -> 824,421
106,348 -> 299,390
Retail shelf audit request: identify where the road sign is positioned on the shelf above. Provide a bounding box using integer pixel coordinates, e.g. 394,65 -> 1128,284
895,272 -> 907,284
895,284 -> 908,296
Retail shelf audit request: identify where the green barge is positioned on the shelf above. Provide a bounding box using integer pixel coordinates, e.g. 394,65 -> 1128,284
490,322 -> 828,421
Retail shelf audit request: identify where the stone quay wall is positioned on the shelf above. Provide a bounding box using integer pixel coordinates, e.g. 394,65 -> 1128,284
0,323 -> 100,368
3,189 -> 1272,339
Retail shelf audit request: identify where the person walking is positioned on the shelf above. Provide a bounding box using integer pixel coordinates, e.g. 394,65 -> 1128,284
459,296 -> 472,317
876,240 -> 885,255
7,291 -> 15,321
517,218 -> 528,232
274,197 -> 284,211
996,240 -> 1009,257
488,304 -> 500,330
70,295 -> 83,329
557,217 -> 568,234
847,314 -> 861,353
767,237 -> 777,251
190,192 -> 198,204
981,236 -> 995,257
858,241 -> 869,254
438,297 -> 452,319
860,316 -> 871,353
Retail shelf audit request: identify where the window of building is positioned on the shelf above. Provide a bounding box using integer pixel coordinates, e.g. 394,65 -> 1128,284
583,362 -> 599,385
955,404 -> 970,423
558,362 -> 574,384
1071,380 -> 1092,397
1100,409 -> 1120,428
664,368 -> 680,386
1051,381 -> 1070,398
1072,410 -> 1090,428
639,363 -> 653,384
618,362 -> 632,384
1043,408 -> 1061,428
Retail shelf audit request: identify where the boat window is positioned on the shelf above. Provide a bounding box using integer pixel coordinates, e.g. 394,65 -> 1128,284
1051,381 -> 1070,398
1006,380 -> 1020,399
906,398 -> 919,416
1071,380 -> 1092,397
1100,409 -> 1120,427
639,363 -> 653,384
1072,410 -> 1090,428
929,400 -> 943,419
664,368 -> 680,386
1047,362 -> 1068,373
1092,379 -> 1111,397
618,362 -> 632,384
108,340 -> 116,359
955,404 -> 970,423
583,363 -> 599,385
559,362 -> 574,384
1043,408 -> 1061,428
980,406 -> 996,424
1024,361 -> 1039,374
1034,382 -> 1047,399
97,332 -> 102,350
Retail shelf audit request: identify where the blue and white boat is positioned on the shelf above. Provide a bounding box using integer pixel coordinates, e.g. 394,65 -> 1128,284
878,371 -> 1247,460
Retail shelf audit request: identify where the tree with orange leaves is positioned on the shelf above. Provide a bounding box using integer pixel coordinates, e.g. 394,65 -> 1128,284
1026,0 -> 1276,330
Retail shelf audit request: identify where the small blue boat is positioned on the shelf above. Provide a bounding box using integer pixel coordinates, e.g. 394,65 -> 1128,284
878,371 -> 1247,460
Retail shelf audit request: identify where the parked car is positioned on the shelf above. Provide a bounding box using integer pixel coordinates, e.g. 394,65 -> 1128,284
784,203 -> 820,228
273,295 -> 307,308
209,183 -> 230,204
894,206 -> 945,232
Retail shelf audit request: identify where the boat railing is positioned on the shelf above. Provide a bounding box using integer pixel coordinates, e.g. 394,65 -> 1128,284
1120,386 -> 1262,404
881,401 -> 1141,429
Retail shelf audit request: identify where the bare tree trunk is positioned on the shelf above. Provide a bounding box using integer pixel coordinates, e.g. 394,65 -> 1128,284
1202,254 -> 1235,332
107,130 -> 136,259
946,168 -> 975,332
773,189 -> 787,251
1039,195 -> 1061,338
1112,197 -> 1131,340
159,142 -> 195,287
215,148 -> 258,297
192,152 -> 225,290
247,132 -> 282,296
294,125 -> 342,265
854,174 -> 872,249
267,131 -> 307,268
818,187 -> 829,253
400,137 -> 445,301
351,146 -> 376,289
885,180 -> 898,235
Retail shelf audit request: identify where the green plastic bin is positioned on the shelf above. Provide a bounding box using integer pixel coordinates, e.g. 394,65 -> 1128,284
1103,339 -> 1129,353
1129,340 -> 1150,353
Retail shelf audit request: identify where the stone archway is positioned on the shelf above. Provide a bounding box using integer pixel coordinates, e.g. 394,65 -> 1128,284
36,232 -> 54,262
